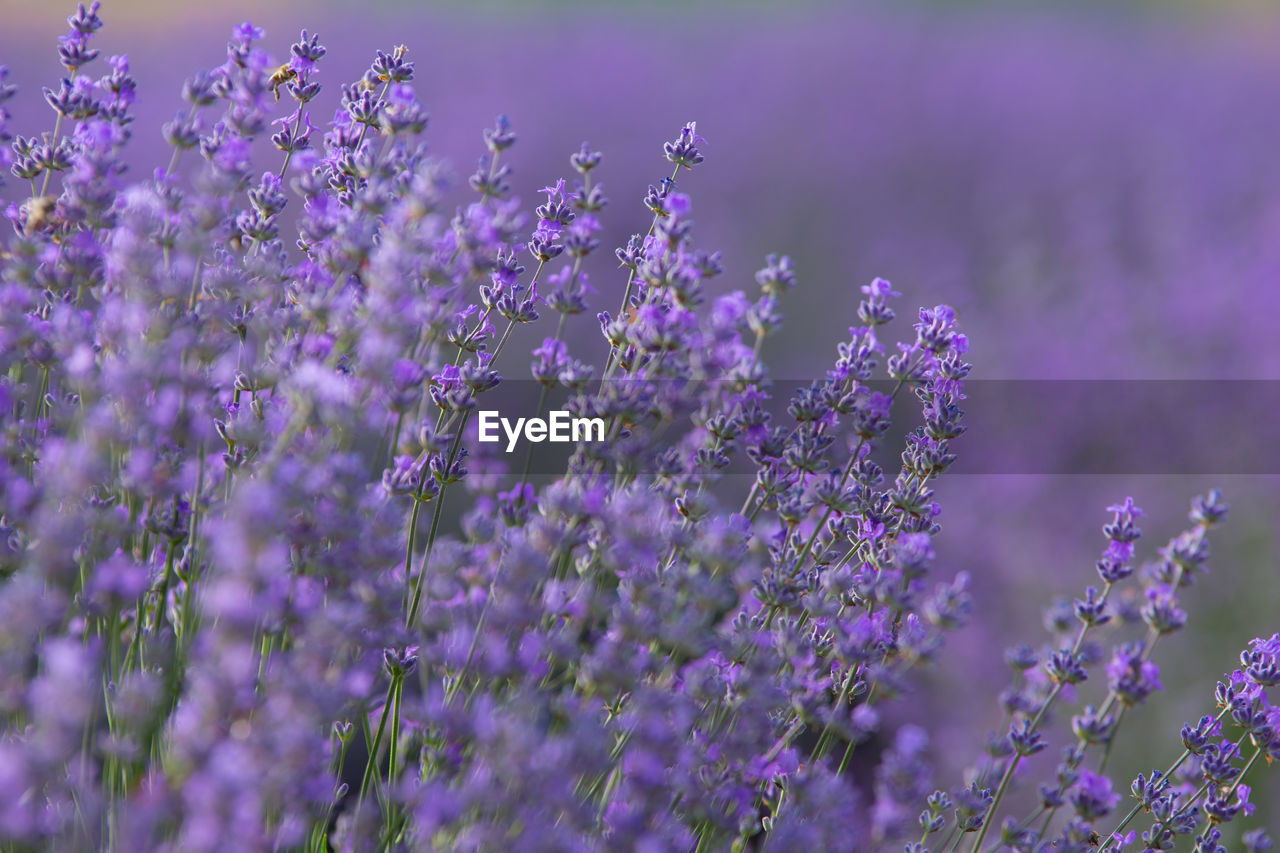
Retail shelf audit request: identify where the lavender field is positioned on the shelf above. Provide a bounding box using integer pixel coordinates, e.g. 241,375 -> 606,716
2,0 -> 1279,850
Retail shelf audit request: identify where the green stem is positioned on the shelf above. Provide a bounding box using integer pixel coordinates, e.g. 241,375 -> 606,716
256,632 -> 274,693
357,675 -> 400,814
969,682 -> 1063,852
1096,705 -> 1126,774
354,80 -> 391,151
39,80 -> 71,198
810,669 -> 856,763
401,493 -> 425,601
444,561 -> 504,707
152,542 -> 177,634
406,463 -> 450,630
277,108 -> 307,179
387,678 -> 403,786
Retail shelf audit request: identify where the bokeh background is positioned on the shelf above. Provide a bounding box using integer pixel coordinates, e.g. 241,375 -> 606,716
5,0 -> 1279,842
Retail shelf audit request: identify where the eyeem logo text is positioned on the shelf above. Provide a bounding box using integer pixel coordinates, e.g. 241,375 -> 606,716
477,410 -> 607,453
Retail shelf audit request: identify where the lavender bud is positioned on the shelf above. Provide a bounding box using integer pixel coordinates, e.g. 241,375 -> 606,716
382,646 -> 418,677
1071,706 -> 1115,745
483,114 -> 516,153
570,141 -> 601,173
663,121 -> 704,169
1045,649 -> 1088,685
1245,830 -> 1274,853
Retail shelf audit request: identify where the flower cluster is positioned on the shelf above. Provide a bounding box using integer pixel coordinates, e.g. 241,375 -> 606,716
914,490 -> 1277,852
0,7 -> 1274,852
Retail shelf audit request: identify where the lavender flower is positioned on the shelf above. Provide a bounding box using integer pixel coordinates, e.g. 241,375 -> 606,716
0,6 -> 1275,851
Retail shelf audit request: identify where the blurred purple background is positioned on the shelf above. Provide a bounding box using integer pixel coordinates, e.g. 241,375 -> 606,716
5,0 -> 1279,834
